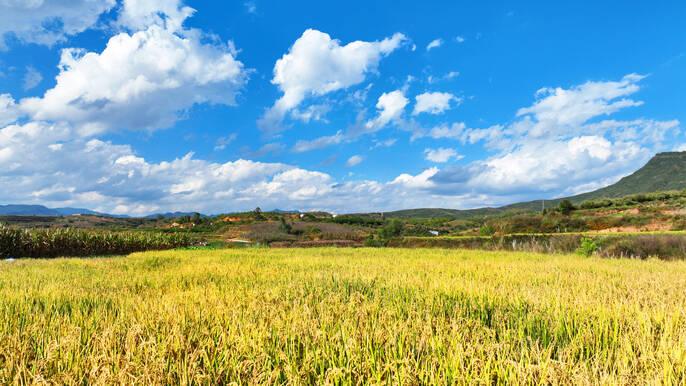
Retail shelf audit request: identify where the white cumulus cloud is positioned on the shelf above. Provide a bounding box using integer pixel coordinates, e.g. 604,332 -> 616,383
424,148 -> 462,163
413,92 -> 459,115
429,75 -> 680,198
20,24 -> 248,135
0,0 -> 116,49
258,29 -> 406,133
117,0 -> 195,31
365,90 -> 408,132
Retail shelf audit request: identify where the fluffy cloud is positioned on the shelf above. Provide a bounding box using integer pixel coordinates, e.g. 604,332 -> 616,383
424,148 -> 462,163
426,38 -> 443,51
20,24 -> 248,135
413,92 -> 459,115
258,29 -> 406,133
514,73 -> 645,138
427,75 -> 681,198
458,137 -> 644,195
0,120 -> 500,214
290,104 -> 331,123
0,0 -> 116,49
117,0 -> 195,31
0,94 -> 18,126
391,168 -> 438,189
427,123 -> 504,148
364,90 -> 408,132
346,155 -> 363,167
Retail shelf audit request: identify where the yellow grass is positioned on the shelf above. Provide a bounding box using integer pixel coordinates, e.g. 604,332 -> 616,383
1,248 -> 685,384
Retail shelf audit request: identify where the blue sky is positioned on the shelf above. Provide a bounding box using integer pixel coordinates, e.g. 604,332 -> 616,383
0,0 -> 684,215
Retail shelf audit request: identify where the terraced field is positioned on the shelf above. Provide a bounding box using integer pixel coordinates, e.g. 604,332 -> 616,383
1,248 -> 685,384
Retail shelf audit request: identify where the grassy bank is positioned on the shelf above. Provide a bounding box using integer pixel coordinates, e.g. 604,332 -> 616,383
391,233 -> 686,259
1,248 -> 685,383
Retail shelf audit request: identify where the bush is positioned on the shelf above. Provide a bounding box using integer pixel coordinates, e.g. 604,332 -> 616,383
559,200 -> 576,215
479,224 -> 496,236
598,235 -> 686,260
279,217 -> 293,234
378,219 -> 404,240
332,215 -> 384,227
576,237 -> 598,257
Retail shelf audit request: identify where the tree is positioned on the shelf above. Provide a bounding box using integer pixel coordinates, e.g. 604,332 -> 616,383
559,200 -> 576,215
378,219 -> 404,240
253,207 -> 265,221
279,217 -> 292,234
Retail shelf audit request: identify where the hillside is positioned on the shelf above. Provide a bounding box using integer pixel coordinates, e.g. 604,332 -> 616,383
386,151 -> 686,218
383,207 -> 500,219
507,152 -> 686,212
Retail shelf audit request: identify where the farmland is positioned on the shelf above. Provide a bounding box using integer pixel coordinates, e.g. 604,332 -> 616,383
1,248 -> 685,384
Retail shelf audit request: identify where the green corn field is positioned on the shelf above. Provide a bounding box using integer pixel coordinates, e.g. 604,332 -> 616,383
1,248 -> 685,384
0,224 -> 193,258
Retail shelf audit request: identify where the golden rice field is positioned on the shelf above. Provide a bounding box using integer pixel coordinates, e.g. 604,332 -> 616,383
1,248 -> 686,384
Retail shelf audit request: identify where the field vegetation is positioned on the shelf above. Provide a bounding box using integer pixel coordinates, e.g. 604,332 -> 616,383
392,233 -> 686,259
1,248 -> 685,384
0,224 -> 193,258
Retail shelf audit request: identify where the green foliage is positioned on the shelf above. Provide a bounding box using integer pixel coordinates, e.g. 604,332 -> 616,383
576,237 -> 599,257
300,213 -> 318,222
279,217 -> 293,234
332,215 -> 384,227
253,207 -> 266,221
363,234 -> 386,247
479,224 -> 496,236
378,219 -> 404,240
0,224 -> 193,258
580,190 -> 686,210
597,235 -> 686,260
559,200 -> 576,215
303,226 -> 322,240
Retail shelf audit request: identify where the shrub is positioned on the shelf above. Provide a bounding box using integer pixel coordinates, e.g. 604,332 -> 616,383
378,219 -> 404,240
576,237 -> 598,257
598,235 -> 686,260
333,215 -> 384,227
559,200 -> 576,215
279,217 -> 293,234
479,224 -> 496,236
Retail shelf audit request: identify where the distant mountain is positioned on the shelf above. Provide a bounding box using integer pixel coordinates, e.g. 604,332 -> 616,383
385,152 -> 686,218
0,204 -> 208,220
54,207 -> 103,216
0,205 -> 61,216
0,204 -> 115,217
270,209 -> 301,214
